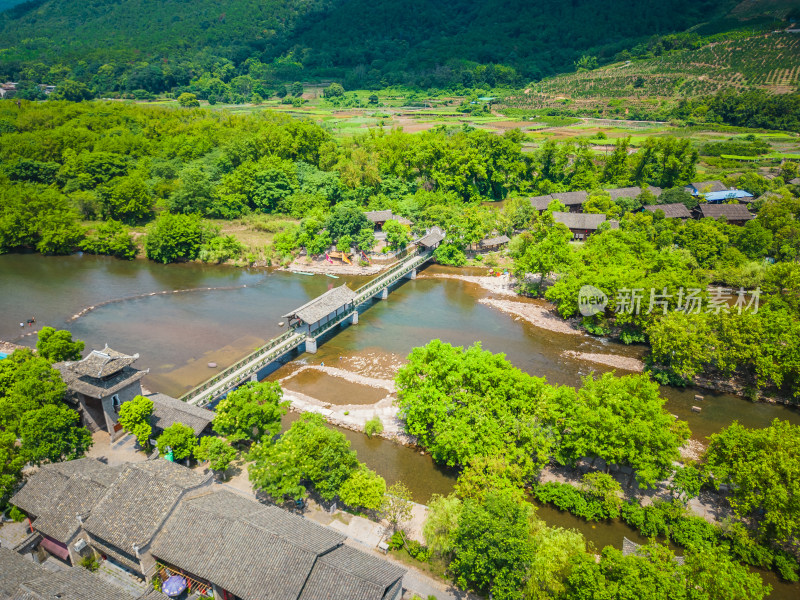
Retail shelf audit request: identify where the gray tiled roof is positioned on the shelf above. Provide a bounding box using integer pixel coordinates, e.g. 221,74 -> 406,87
152,490 -> 346,600
364,210 -> 393,222
282,285 -> 356,325
790,177 -> 800,186
55,361 -> 146,400
529,195 -> 553,210
699,203 -> 754,221
82,461 -> 209,551
606,185 -> 662,199
550,190 -> 588,205
11,565 -> 134,600
148,393 -> 214,436
416,227 -> 445,248
31,475 -> 110,543
643,203 -> 692,218
689,180 -> 727,194
299,545 -> 405,600
479,235 -> 510,247
0,548 -> 46,599
11,459 -> 120,522
138,591 -> 170,600
70,346 -> 138,378
552,211 -> 607,230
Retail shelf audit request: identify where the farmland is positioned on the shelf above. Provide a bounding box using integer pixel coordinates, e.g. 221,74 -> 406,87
502,32 -> 800,119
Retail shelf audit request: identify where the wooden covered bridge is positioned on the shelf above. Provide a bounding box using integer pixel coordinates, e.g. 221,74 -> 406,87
181,229 -> 444,407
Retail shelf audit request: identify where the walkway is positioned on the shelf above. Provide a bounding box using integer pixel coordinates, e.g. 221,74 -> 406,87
182,249 -> 434,407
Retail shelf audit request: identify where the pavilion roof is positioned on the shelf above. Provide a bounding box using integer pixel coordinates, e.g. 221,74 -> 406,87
282,285 -> 356,325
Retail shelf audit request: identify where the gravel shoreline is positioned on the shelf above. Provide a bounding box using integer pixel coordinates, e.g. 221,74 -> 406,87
562,351 -> 645,372
478,297 -> 582,335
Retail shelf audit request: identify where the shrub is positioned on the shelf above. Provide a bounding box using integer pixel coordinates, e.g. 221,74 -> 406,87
79,554 -> 99,572
364,417 -> 384,438
8,506 -> 25,522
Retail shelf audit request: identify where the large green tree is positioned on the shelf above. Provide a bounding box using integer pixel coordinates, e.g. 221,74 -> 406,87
704,419 -> 800,547
117,395 -> 154,450
248,413 -> 358,501
19,404 -> 93,465
212,381 -> 288,444
36,327 -> 85,362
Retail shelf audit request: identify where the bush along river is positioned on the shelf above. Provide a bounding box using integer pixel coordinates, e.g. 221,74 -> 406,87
2,252 -> 798,598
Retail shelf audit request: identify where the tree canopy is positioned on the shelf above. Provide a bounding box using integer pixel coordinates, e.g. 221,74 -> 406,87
212,381 -> 288,444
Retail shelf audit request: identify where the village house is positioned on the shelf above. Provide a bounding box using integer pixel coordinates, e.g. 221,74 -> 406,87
552,211 -> 617,240
704,189 -> 754,204
685,180 -> 728,196
697,203 -> 755,225
150,488 -> 405,600
643,203 -> 692,219
0,82 -> 17,99
0,547 -> 168,600
529,195 -> 553,212
478,234 -> 511,252
10,461 -> 406,600
146,392 -> 215,439
10,458 -> 122,566
606,185 -> 663,200
364,210 -> 413,239
550,191 -> 589,213
415,226 -> 445,250
55,346 -> 147,440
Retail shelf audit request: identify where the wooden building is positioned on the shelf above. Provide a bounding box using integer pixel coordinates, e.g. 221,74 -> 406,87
55,346 -> 148,440
643,203 -> 692,219
552,211 -> 615,240
282,285 -> 356,335
698,203 -> 754,225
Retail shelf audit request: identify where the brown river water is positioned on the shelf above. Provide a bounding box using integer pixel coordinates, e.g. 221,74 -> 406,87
2,253 -> 797,597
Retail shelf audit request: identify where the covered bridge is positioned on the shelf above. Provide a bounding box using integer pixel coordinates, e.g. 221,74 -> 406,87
282,285 -> 356,334
415,227 -> 445,250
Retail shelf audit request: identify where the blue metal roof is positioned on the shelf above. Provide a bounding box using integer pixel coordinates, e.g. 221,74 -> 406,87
704,190 -> 753,203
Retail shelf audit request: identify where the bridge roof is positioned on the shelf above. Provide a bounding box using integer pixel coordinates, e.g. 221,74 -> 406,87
282,285 -> 356,325
416,227 -> 445,248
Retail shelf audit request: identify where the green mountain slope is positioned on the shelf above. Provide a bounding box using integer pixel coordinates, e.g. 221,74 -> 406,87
503,30 -> 800,119
0,0 -> 740,89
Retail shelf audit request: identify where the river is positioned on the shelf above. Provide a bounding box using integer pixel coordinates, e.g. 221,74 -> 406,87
2,252 -> 797,597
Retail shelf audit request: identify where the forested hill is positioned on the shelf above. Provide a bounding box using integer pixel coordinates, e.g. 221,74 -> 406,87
0,0 -> 750,90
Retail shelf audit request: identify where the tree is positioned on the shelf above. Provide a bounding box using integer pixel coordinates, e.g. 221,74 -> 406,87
212,381 -> 288,444
325,201 -> 370,240
98,175 -> 154,223
20,404 -> 93,465
168,167 -> 215,215
80,220 -> 137,259
157,423 -> 197,460
290,82 -> 303,96
1,431 -> 26,507
355,227 -> 376,253
339,466 -> 386,510
510,216 -> 573,295
117,395 -> 154,450
382,481 -> 413,534
0,351 -> 67,431
36,327 -> 85,362
383,219 -> 411,251
195,436 -> 237,475
51,80 -> 93,102
450,491 -> 535,600
177,92 -> 200,107
323,83 -> 345,98
144,213 -> 212,264
249,413 -> 358,501
423,493 -> 463,561
554,373 -> 690,488
704,419 -> 800,547
503,196 -> 535,230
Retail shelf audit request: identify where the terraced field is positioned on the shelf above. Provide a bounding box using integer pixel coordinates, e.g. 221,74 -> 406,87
503,32 -> 800,116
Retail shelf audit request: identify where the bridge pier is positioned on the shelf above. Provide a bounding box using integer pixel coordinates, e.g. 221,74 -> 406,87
351,311 -> 359,325
250,373 -> 258,382
405,268 -> 417,280
375,288 -> 388,300
305,337 -> 318,354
